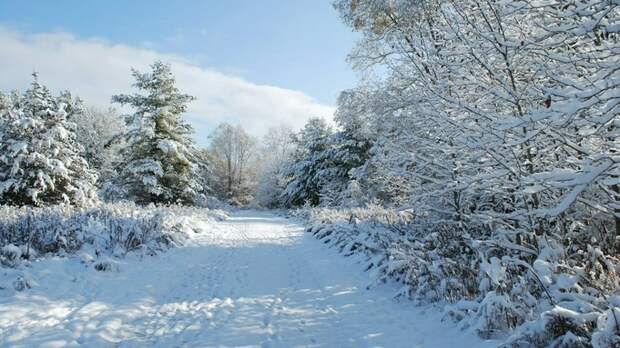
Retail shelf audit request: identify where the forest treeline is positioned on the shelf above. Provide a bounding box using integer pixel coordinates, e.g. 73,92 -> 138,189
0,62 -> 288,208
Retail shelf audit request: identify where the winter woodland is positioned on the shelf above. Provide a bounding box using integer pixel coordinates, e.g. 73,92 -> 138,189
1,1 -> 619,347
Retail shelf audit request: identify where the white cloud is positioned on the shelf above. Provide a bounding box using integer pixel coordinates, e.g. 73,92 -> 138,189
0,28 -> 335,145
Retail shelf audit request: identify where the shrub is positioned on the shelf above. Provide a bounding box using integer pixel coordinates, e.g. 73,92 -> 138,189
295,206 -> 620,347
0,202 -> 201,262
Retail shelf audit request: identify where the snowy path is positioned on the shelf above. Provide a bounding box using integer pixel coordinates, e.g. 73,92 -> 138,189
0,210 -> 495,348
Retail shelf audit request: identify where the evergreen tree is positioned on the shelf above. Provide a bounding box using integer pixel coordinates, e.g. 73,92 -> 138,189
281,117 -> 333,206
318,90 -> 374,206
0,74 -> 97,206
0,91 -> 10,163
280,95 -> 372,207
110,61 -> 204,205
0,91 -> 8,129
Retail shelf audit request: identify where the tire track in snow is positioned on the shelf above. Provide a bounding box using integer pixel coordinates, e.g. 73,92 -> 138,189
143,221 -> 242,346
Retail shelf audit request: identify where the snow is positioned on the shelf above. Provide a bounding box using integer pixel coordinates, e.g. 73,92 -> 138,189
0,244 -> 22,266
0,210 -> 494,348
156,139 -> 178,155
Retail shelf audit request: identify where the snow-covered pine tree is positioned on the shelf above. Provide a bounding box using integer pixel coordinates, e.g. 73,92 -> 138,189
318,90 -> 374,206
0,73 -> 97,207
279,93 -> 373,208
0,92 -> 9,160
281,117 -> 333,206
0,91 -> 8,129
0,91 -> 7,113
110,61 -> 204,205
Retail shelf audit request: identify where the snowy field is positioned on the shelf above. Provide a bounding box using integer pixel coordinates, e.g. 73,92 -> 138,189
0,210 -> 495,347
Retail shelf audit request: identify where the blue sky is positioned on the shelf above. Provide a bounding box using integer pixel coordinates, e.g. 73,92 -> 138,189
0,0 -> 359,106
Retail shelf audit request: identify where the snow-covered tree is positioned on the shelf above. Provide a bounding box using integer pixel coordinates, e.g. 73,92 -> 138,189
0,91 -> 8,118
193,148 -> 213,199
277,92 -> 374,208
524,0 -> 620,243
255,125 -> 296,207
0,92 -> 12,172
318,90 -> 374,206
285,0 -> 620,345
208,123 -> 256,205
0,92 -> 9,137
0,74 -> 97,207
71,107 -> 124,187
281,118 -> 333,206
110,61 -> 204,205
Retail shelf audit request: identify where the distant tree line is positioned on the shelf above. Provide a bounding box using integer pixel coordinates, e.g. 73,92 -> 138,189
0,62 -> 279,207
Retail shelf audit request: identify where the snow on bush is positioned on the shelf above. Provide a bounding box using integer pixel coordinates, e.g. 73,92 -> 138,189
0,244 -> 22,268
0,75 -> 98,207
0,202 -> 223,263
294,206 -> 620,347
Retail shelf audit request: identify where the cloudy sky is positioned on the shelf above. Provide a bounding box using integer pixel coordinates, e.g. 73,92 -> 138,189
0,0 -> 359,146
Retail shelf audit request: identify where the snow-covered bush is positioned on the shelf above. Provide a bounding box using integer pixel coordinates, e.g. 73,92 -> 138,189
0,244 -> 23,268
0,75 -> 97,207
0,202 -> 205,262
296,206 -> 620,347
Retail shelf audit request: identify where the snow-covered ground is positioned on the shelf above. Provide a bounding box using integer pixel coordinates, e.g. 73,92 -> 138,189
0,210 -> 496,347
